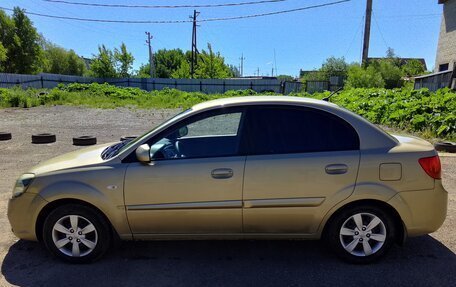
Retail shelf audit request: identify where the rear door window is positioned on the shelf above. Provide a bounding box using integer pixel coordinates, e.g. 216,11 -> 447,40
245,106 -> 359,155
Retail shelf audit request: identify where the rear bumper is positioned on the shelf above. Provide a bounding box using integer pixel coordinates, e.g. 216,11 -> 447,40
7,193 -> 48,241
388,180 -> 448,237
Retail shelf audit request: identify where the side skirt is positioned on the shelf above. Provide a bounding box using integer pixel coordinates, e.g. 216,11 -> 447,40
126,233 -> 320,241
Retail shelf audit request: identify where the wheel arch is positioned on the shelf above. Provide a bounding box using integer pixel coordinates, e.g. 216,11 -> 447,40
321,199 -> 406,245
35,198 -> 119,243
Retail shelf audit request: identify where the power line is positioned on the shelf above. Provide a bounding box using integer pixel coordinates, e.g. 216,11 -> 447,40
344,16 -> 364,58
0,1 -> 351,24
201,1 -> 350,23
372,10 -> 389,50
42,0 -> 287,9
375,13 -> 441,19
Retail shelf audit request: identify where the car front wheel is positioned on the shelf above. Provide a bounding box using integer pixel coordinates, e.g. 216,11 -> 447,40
42,204 -> 111,263
326,205 -> 396,264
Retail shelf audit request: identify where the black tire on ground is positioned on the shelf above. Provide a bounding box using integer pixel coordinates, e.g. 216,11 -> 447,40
120,135 -> 138,141
32,133 -> 56,144
42,204 -> 111,264
73,136 -> 97,146
0,132 -> 12,141
434,142 -> 456,153
325,204 -> 396,264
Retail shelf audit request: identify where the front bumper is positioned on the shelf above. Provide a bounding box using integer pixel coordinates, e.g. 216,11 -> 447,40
388,180 -> 448,237
7,193 -> 48,241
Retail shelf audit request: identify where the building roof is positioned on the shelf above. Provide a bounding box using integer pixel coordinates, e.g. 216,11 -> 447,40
414,69 -> 453,79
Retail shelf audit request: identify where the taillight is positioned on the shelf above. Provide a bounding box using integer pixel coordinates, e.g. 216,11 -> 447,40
419,156 -> 441,179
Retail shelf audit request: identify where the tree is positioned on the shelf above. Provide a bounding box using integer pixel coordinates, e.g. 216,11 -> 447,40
299,56 -> 348,83
371,60 -> 404,89
320,56 -> 349,79
41,40 -> 68,74
194,44 -> 233,79
229,65 -> 241,78
384,47 -> 402,68
137,44 -> 233,79
136,63 -> 151,78
10,8 -> 43,73
0,8 -> 43,74
114,42 -> 134,77
401,59 -> 425,77
154,49 -> 186,78
171,60 -> 191,78
0,42 -> 7,70
66,50 -> 86,76
386,47 -> 396,58
89,45 -> 117,78
37,38 -> 86,76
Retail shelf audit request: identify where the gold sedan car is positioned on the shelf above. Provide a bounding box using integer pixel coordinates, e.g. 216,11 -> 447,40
8,96 -> 447,264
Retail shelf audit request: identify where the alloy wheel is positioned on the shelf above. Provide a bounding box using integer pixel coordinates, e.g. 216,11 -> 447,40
51,215 -> 98,257
339,212 -> 386,257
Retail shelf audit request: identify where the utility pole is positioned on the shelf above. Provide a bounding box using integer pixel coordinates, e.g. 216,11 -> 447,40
362,0 -> 373,65
274,49 -> 278,76
257,67 -> 260,77
239,54 -> 245,77
145,32 -> 155,78
190,10 -> 200,78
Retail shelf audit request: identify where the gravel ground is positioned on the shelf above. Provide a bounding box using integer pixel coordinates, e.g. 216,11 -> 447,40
0,106 -> 455,287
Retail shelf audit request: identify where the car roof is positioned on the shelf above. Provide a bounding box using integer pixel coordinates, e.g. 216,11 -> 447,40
191,96 -> 338,112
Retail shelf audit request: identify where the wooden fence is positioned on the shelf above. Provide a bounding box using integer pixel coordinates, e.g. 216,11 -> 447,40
414,70 -> 455,91
0,73 -> 303,94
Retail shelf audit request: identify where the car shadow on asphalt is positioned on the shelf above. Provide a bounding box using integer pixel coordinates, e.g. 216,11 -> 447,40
2,236 -> 455,287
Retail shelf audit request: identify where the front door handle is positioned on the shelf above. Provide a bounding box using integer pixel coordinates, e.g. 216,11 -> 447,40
325,164 -> 348,175
211,168 -> 233,179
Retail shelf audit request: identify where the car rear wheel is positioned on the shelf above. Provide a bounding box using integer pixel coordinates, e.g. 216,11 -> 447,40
42,204 -> 111,263
326,205 -> 396,264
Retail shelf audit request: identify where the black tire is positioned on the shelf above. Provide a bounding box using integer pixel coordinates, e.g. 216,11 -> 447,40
73,136 -> 97,146
0,132 -> 12,141
434,141 -> 456,153
325,205 -> 396,264
120,135 -> 138,141
32,133 -> 56,144
42,204 -> 111,263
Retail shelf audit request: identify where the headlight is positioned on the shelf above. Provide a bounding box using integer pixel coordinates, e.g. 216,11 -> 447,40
12,173 -> 35,198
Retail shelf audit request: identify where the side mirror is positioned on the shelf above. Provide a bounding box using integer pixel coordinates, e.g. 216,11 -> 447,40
136,144 -> 151,163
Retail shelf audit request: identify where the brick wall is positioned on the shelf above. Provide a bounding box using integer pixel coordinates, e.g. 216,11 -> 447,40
435,0 -> 456,72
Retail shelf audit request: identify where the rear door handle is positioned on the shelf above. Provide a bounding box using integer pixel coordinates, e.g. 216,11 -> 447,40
211,168 -> 234,179
325,164 -> 348,175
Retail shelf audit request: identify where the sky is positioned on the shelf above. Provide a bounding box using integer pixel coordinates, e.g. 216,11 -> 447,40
1,0 -> 444,77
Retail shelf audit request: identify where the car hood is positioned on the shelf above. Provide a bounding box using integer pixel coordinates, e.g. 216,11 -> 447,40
28,143 -> 114,175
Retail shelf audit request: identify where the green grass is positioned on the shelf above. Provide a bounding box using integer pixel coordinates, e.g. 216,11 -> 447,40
0,83 -> 455,142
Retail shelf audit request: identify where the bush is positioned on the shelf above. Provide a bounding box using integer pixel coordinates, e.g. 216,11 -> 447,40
345,65 -> 385,88
327,88 -> 456,139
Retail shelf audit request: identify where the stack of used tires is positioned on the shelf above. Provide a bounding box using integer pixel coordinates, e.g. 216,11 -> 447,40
0,132 -> 12,141
434,142 -> 456,153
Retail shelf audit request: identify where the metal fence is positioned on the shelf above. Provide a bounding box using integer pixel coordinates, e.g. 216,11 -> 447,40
0,73 -> 303,94
414,70 -> 455,91
305,76 -> 345,94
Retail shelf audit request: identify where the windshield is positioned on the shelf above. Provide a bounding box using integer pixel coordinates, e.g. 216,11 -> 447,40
101,108 -> 193,160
